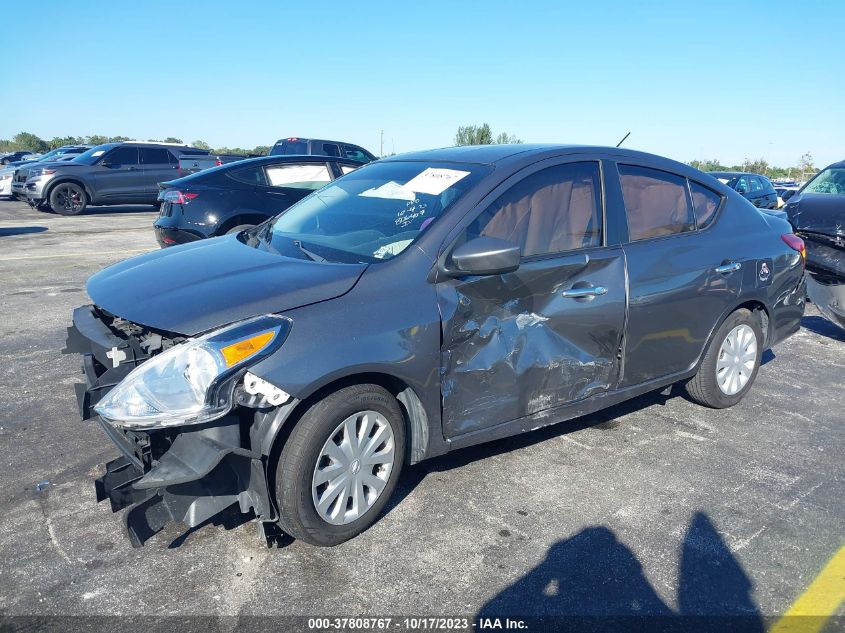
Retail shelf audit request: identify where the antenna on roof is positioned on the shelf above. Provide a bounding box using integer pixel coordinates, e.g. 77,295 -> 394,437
616,132 -> 631,148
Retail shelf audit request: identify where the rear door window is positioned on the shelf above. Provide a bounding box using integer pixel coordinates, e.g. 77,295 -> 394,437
265,163 -> 332,190
618,164 -> 695,241
140,148 -> 172,165
749,177 -> 763,192
321,143 -> 341,158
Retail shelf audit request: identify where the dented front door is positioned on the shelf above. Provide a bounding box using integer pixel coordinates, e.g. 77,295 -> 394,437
437,248 -> 626,438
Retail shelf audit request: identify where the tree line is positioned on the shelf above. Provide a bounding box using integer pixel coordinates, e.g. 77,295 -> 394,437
688,153 -> 818,180
2,128 -> 824,180
0,131 -> 270,157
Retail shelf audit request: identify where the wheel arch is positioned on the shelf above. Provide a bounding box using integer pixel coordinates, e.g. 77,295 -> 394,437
44,177 -> 93,204
260,371 -> 430,474
693,298 -> 772,373
216,211 -> 269,236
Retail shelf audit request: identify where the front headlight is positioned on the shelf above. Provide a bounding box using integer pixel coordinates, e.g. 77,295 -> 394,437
95,314 -> 291,429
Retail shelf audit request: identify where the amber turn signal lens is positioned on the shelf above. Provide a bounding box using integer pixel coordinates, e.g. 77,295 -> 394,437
220,331 -> 275,367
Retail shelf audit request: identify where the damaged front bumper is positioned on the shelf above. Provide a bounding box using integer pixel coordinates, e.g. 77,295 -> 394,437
64,305 -> 277,546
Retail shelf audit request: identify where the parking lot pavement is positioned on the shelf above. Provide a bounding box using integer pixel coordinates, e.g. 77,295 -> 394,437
0,198 -> 843,625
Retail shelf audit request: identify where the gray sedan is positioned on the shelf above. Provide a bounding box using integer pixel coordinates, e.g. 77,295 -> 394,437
66,144 -> 806,547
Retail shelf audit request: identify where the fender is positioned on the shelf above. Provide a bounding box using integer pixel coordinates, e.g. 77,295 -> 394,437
44,177 -> 94,203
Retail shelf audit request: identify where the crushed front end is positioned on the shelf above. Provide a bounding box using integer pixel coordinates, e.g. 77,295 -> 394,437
63,305 -> 282,546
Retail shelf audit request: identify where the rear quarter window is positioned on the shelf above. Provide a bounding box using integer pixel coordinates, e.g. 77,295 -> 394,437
229,164 -> 269,186
688,180 -> 722,228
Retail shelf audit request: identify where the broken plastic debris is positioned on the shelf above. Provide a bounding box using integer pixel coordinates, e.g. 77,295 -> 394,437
35,481 -> 50,492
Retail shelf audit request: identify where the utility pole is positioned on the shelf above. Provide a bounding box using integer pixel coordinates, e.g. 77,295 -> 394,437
380,130 -> 384,157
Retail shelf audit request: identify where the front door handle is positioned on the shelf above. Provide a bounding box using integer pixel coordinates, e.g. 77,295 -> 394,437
561,285 -> 608,299
715,262 -> 741,274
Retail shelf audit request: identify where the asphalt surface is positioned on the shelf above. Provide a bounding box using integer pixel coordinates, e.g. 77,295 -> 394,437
0,199 -> 843,628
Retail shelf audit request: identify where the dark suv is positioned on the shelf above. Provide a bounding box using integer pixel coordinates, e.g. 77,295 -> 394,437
269,137 -> 376,163
708,171 -> 778,209
25,142 -> 211,215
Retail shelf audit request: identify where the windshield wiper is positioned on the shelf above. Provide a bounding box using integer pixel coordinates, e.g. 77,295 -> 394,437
292,240 -> 327,263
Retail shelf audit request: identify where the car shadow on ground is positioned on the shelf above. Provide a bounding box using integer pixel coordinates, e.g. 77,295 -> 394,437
476,512 -> 764,632
0,226 -> 47,236
801,315 -> 845,342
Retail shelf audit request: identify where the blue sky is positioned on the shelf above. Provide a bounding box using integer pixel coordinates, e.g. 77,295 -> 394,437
1,0 -> 841,167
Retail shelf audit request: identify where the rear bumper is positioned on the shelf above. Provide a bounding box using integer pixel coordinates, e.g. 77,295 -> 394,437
153,224 -> 202,248
64,305 -> 276,546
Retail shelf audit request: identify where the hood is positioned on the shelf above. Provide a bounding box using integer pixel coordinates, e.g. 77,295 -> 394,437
785,193 -> 845,238
86,235 -> 367,336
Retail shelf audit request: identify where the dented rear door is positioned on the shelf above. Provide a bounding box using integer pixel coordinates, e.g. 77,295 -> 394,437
436,159 -> 626,438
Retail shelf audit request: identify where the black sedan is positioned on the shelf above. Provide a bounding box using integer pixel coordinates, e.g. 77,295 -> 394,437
153,155 -> 365,247
68,145 -> 806,547
708,171 -> 778,209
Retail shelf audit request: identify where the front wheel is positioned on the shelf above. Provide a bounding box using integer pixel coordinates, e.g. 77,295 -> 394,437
274,384 -> 406,546
49,183 -> 87,215
685,308 -> 763,408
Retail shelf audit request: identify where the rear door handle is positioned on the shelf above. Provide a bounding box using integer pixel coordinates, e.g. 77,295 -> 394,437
561,285 -> 608,298
715,262 -> 741,274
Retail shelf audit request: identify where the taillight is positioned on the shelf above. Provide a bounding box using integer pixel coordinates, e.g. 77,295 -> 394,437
162,190 -> 199,204
781,234 -> 806,264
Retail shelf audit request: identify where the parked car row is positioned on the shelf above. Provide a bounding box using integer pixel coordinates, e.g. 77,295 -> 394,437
1,150 -> 41,164
2,137 -> 377,216
63,143 -> 810,548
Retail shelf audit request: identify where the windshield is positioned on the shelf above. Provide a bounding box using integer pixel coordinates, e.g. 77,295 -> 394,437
256,161 -> 490,263
802,167 -> 845,195
71,145 -> 113,165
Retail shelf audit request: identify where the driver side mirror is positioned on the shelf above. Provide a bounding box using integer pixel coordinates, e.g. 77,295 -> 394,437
446,236 -> 521,277
782,190 -> 796,201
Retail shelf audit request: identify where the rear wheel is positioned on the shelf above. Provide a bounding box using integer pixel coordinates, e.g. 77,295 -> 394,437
685,308 -> 763,408
274,384 -> 406,546
49,183 -> 87,215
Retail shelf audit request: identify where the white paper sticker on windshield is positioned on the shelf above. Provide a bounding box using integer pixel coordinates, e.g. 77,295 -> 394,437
92,150 -> 105,156
403,168 -> 470,195
374,239 -> 413,259
360,181 -> 416,201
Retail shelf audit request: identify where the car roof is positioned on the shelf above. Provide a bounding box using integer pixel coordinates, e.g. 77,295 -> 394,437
226,154 -> 364,167
381,144 -> 693,167
272,138 -> 368,148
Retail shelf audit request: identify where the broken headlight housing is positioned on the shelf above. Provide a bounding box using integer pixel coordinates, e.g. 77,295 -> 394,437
95,315 -> 291,429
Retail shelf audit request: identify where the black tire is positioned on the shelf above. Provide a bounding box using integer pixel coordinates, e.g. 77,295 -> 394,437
685,308 -> 763,408
49,183 -> 87,215
225,223 -> 255,236
274,384 -> 406,546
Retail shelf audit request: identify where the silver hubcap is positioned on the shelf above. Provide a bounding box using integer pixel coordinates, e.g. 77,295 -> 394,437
716,324 -> 757,396
312,410 -> 395,525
